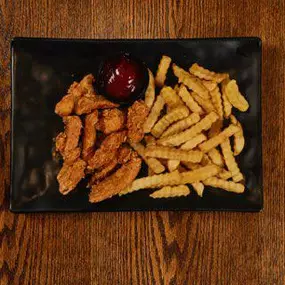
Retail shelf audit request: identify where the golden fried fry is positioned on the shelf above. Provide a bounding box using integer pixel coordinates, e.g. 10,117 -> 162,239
167,160 -> 180,172
230,115 -> 245,156
150,185 -> 190,198
200,153 -> 211,166
130,142 -> 165,174
233,172 -> 244,182
151,106 -> 189,138
145,69 -> 156,109
191,92 -> 215,113
174,84 -> 180,93
182,161 -> 201,170
180,134 -> 207,150
120,170 -> 181,195
143,95 -> 165,133
198,124 -> 240,153
189,63 -> 228,83
218,169 -> 232,180
203,177 -> 244,193
224,80 -> 249,111
191,182 -> 204,197
173,64 -> 210,100
178,85 -> 204,114
158,112 -> 218,146
201,80 -> 217,91
220,138 -> 241,177
210,87 -> 223,118
208,148 -> 224,167
148,168 -> 155,176
161,113 -> 200,138
180,165 -> 220,184
208,120 -> 223,138
179,164 -> 205,196
145,146 -> 203,163
221,79 -> 232,118
155,55 -> 172,87
160,86 -> 184,109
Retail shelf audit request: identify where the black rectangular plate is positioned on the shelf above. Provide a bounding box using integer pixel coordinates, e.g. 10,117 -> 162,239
10,37 -> 262,212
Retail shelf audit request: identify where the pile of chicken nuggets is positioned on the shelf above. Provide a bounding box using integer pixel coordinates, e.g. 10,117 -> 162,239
54,55 -> 250,203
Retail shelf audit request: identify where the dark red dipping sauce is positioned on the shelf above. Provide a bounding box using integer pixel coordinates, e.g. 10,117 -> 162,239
97,54 -> 148,104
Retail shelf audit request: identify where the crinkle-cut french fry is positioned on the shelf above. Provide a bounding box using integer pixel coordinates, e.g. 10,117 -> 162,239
174,84 -> 180,93
201,153 -> 212,166
120,170 -> 182,195
161,113 -> 200,138
203,177 -> 244,193
158,112 -> 218,147
167,160 -> 180,172
208,120 -> 223,138
172,64 -> 210,100
233,122 -> 245,156
192,182 -> 204,197
144,135 -> 156,146
144,69 -> 156,109
143,95 -> 165,133
148,168 -> 155,176
150,185 -> 190,198
160,86 -> 184,109
155,55 -> 172,87
192,92 -> 215,113
218,169 -> 232,180
130,142 -> 165,174
224,80 -> 249,112
145,146 -> 203,163
220,138 -> 241,177
230,115 -> 245,156
201,80 -> 217,91
210,86 -> 223,118
208,148 -> 224,167
232,172 -> 244,182
178,85 -> 204,114
182,161 -> 201,170
198,124 -> 240,153
221,79 -> 232,118
181,134 -> 207,150
151,106 -> 189,138
189,63 -> 229,83
180,165 -> 220,184
179,164 -> 205,196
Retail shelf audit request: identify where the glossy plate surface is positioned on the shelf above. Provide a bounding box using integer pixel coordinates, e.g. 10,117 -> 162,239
10,37 -> 262,212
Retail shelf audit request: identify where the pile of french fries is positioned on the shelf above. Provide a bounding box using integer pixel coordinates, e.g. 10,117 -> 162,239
120,56 -> 249,199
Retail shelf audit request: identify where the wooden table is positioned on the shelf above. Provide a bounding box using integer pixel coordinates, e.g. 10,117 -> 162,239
1,0 -> 284,284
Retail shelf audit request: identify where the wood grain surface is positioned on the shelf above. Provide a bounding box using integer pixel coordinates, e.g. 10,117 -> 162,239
1,0 -> 284,284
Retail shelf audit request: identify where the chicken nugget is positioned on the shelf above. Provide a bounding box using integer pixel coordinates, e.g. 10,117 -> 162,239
97,108 -> 125,135
82,110 -> 98,161
88,131 -> 127,170
127,100 -> 149,143
89,154 -> 142,203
